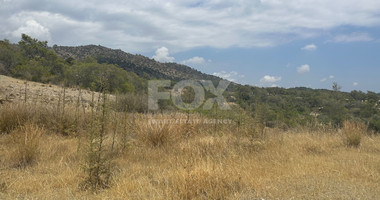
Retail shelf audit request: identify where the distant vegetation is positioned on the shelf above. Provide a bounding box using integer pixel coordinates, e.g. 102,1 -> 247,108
1,34 -> 380,132
0,34 -> 145,94
235,85 -> 380,132
53,45 -> 223,82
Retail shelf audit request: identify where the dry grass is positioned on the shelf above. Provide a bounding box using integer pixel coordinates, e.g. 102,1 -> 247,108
0,90 -> 380,199
9,122 -> 44,168
134,114 -> 187,148
0,102 -> 89,137
342,120 -> 367,147
0,111 -> 379,199
0,103 -> 33,134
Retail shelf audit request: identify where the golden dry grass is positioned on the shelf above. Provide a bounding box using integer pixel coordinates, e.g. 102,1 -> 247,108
342,120 -> 367,147
0,76 -> 379,199
10,122 -> 45,168
1,109 -> 380,199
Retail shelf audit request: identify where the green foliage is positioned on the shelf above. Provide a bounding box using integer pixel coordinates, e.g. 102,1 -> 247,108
18,34 -> 48,59
234,85 -> 380,132
65,61 -> 138,93
0,39 -> 22,75
6,34 -> 68,83
53,45 -> 223,83
369,115 -> 380,133
82,92 -> 112,190
320,100 -> 348,126
0,34 -> 146,94
12,60 -> 54,82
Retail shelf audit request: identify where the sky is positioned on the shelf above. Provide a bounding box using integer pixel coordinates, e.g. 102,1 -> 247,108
1,0 -> 380,92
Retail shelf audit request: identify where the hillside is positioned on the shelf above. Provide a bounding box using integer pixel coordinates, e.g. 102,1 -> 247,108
53,45 -> 223,83
1,35 -> 380,132
0,75 -> 110,108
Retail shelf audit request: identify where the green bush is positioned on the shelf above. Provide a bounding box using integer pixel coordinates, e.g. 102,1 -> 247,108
369,115 -> 380,133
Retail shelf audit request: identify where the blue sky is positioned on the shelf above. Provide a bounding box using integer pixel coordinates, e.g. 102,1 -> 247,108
170,31 -> 380,92
1,0 -> 380,92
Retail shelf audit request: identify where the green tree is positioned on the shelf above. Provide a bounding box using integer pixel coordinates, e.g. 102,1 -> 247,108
18,34 -> 48,59
332,82 -> 341,92
10,34 -> 68,83
67,61 -> 137,93
0,39 -> 22,74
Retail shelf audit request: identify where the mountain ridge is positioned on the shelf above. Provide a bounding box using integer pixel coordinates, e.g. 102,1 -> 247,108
52,45 -> 224,83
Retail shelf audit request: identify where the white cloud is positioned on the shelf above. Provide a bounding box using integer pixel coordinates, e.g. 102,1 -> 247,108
152,47 -> 175,62
330,32 -> 373,43
321,75 -> 334,82
182,56 -> 206,65
301,44 -> 317,51
260,75 -> 282,83
213,71 -> 241,82
297,64 -> 310,74
353,82 -> 359,86
11,20 -> 51,41
1,1 -> 380,52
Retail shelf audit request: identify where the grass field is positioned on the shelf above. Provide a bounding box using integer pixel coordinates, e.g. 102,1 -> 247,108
0,105 -> 379,199
0,76 -> 379,199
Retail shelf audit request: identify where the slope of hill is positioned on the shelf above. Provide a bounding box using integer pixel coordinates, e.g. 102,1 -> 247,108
53,45 -> 223,82
0,75 -> 110,108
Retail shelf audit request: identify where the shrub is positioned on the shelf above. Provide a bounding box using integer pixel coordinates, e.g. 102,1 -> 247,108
368,115 -> 380,133
342,121 -> 367,147
38,106 -> 80,136
134,115 -> 182,148
11,122 -> 44,167
135,121 -> 172,148
0,104 -> 33,134
115,93 -> 148,113
81,92 -> 112,191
